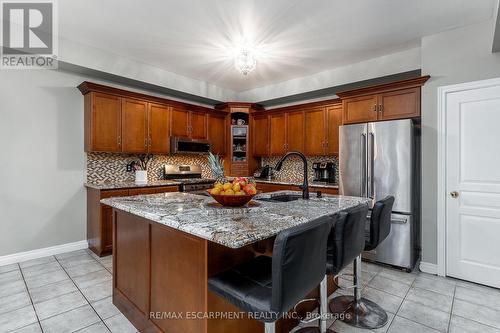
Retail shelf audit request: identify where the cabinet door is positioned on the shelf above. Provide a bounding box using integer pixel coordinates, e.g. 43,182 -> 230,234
121,98 -> 148,153
342,95 -> 378,124
269,113 -> 286,156
207,113 -> 226,155
325,104 -> 343,155
190,111 -> 207,139
304,107 -> 326,155
90,93 -> 121,152
101,206 -> 113,253
252,114 -> 269,156
170,107 -> 190,137
286,111 -> 304,152
379,87 -> 420,120
148,103 -> 170,154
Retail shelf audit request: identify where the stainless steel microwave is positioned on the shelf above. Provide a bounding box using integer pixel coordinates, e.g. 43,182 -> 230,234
170,137 -> 211,154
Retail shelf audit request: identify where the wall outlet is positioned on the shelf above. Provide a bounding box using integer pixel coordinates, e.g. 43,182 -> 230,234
126,163 -> 133,172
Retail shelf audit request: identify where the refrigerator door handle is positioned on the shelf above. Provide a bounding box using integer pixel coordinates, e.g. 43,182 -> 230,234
361,133 -> 367,197
368,132 -> 375,199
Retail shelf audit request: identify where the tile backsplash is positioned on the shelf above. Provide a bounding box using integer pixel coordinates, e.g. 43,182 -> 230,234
261,156 -> 339,184
86,153 -> 338,184
86,153 -> 214,183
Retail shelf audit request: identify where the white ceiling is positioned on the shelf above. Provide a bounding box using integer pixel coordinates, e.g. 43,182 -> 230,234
59,0 -> 496,92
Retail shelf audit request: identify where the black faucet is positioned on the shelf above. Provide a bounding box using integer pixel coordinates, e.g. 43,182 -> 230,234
274,151 -> 310,199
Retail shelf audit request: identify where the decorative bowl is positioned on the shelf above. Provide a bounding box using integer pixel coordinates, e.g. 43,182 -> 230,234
206,190 -> 257,207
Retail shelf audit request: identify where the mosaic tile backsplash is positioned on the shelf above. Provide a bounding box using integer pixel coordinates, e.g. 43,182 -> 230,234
86,153 -> 338,184
86,153 -> 215,183
261,156 -> 339,184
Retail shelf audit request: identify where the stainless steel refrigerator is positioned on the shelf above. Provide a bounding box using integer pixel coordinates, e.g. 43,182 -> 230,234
339,119 -> 420,271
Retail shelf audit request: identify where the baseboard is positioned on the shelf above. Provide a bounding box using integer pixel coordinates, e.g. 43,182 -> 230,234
0,240 -> 88,266
419,261 -> 438,275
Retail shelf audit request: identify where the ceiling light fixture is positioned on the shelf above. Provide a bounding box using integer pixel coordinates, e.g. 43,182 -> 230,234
235,47 -> 256,75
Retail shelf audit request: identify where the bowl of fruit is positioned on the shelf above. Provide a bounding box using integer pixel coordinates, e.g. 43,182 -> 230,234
208,177 -> 258,207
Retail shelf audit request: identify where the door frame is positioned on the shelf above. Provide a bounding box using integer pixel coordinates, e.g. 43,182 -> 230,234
436,77 -> 500,277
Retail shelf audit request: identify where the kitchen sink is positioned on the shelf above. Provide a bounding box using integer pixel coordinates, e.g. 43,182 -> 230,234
256,194 -> 302,202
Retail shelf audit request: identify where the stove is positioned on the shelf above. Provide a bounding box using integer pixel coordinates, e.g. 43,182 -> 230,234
164,164 -> 215,192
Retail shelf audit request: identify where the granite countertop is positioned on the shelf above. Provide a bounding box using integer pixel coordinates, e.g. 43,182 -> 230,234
255,179 -> 339,189
101,191 -> 369,249
85,180 -> 181,190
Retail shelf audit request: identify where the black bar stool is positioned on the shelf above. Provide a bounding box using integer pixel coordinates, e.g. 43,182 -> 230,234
208,216 -> 332,333
330,196 -> 395,329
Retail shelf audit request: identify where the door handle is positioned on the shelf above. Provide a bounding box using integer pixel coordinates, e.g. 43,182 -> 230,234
361,133 -> 367,197
450,191 -> 459,198
368,132 -> 375,198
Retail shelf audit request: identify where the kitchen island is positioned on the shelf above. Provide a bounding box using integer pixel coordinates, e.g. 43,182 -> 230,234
102,191 -> 369,333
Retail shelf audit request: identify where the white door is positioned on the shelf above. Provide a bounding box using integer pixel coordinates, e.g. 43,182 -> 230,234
445,79 -> 500,288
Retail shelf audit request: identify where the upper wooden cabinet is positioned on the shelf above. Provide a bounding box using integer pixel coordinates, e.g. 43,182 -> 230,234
269,113 -> 287,156
251,113 -> 269,157
148,103 -> 171,154
85,92 -> 122,152
170,107 -> 207,139
170,107 -> 190,138
121,98 -> 148,153
338,76 -> 429,125
342,95 -> 378,124
303,104 -> 343,156
190,111 -> 207,140
304,107 -> 327,156
79,82 -> 215,154
325,104 -> 342,155
286,111 -> 305,152
207,112 -> 227,155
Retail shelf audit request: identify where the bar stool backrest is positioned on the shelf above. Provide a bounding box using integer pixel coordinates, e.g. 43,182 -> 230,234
271,215 -> 333,314
328,205 -> 369,275
365,196 -> 395,251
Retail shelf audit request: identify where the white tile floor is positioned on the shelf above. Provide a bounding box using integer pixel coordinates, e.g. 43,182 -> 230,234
1,251 -> 499,333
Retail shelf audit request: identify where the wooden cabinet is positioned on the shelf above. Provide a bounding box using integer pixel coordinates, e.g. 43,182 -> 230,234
303,104 -> 342,156
304,107 -> 327,156
251,114 -> 269,157
121,98 -> 148,153
148,103 -> 171,154
325,104 -> 342,155
87,185 -> 179,256
378,87 -> 420,120
269,113 -> 287,155
190,111 -> 208,139
170,107 -> 207,139
286,111 -> 305,152
207,112 -> 227,155
256,182 -> 338,195
170,107 -> 190,138
85,92 -> 122,152
338,76 -> 429,124
79,82 -> 216,154
342,95 -> 378,124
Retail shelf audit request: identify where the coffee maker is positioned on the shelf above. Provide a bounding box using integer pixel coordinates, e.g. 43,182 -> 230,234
312,162 -> 336,183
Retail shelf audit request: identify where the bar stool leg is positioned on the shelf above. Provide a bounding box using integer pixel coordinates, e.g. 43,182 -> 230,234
264,322 -> 275,333
295,275 -> 336,333
329,256 -> 388,329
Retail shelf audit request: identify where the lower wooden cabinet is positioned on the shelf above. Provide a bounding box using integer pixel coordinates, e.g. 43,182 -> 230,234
256,182 -> 338,195
87,185 -> 178,256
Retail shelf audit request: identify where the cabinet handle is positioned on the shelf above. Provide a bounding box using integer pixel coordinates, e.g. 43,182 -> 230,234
373,105 -> 377,112
144,138 -> 148,147
149,137 -> 152,146
379,105 -> 383,113
117,136 -> 121,145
